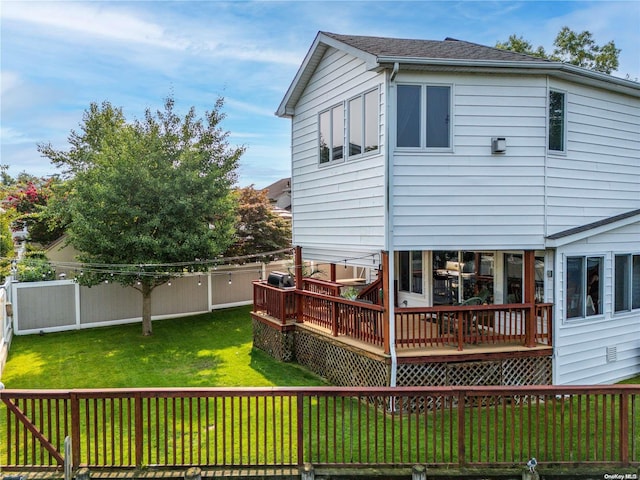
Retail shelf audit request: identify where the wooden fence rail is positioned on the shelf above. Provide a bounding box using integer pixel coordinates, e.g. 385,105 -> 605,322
2,386 -> 639,470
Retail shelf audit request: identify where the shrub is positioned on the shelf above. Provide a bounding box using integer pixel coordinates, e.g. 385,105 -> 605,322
17,256 -> 55,282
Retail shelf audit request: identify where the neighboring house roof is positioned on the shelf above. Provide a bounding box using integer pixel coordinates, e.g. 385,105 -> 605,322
278,31 -> 640,117
546,208 -> 640,247
262,178 -> 291,211
272,206 -> 292,220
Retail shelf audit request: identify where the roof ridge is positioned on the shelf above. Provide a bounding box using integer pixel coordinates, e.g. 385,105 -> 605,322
319,31 -> 551,63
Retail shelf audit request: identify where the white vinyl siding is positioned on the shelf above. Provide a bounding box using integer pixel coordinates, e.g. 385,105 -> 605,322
392,73 -> 548,250
545,80 -> 640,234
289,47 -> 385,261
553,221 -> 640,384
548,90 -> 566,153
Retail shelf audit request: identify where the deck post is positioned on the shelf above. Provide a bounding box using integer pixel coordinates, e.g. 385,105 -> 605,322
330,263 -> 336,282
412,465 -> 427,480
620,392 -> 629,465
184,467 -> 201,480
70,392 -> 81,469
295,246 -> 304,323
524,250 -> 536,347
381,251 -> 390,355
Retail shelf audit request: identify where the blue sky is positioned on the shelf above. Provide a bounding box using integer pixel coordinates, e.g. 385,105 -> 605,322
2,1 -> 639,188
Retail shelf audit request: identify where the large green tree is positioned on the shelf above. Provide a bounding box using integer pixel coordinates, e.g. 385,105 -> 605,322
496,26 -> 620,74
39,97 -> 243,335
223,186 -> 291,259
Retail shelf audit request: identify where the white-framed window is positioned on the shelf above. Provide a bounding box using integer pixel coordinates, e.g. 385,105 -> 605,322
396,84 -> 451,149
399,251 -> 423,294
319,103 -> 344,164
614,254 -> 640,312
566,256 -> 602,319
348,88 -> 379,158
548,90 -> 566,153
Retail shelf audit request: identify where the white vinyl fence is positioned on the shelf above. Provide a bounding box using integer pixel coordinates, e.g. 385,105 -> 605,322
0,277 -> 13,374
11,260 -> 291,336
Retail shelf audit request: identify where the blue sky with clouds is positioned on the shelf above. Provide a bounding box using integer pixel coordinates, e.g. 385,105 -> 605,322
2,1 -> 639,188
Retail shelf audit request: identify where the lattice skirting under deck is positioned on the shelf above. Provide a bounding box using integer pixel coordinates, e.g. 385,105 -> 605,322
252,317 -> 295,363
294,329 -> 390,387
396,356 -> 552,387
252,318 -> 552,388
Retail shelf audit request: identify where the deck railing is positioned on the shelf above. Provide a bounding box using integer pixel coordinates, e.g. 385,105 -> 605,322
298,289 -> 386,347
253,281 -> 296,322
395,303 -> 553,351
2,386 -> 638,469
302,277 -> 342,296
253,282 -> 552,351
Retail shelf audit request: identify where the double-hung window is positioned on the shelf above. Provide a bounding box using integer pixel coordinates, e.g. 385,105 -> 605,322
566,256 -> 602,319
319,104 -> 344,164
614,254 -> 640,312
348,89 -> 379,157
397,84 -> 451,149
548,90 -> 566,153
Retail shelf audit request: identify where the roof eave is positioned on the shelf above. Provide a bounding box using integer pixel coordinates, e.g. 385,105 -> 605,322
545,210 -> 640,248
276,32 -> 379,118
376,57 -> 640,97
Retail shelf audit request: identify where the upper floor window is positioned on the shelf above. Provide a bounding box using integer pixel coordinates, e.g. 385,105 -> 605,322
548,90 -> 566,153
396,85 -> 451,148
319,104 -> 344,164
348,89 -> 379,157
566,256 -> 602,319
397,84 -> 451,149
614,254 -> 640,312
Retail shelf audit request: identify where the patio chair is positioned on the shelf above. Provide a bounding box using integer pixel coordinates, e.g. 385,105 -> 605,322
440,296 -> 482,341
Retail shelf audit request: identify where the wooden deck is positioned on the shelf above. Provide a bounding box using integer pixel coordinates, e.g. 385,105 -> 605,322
254,310 -> 552,366
253,279 -> 553,360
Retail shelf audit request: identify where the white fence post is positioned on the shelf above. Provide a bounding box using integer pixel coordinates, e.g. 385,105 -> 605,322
64,436 -> 72,480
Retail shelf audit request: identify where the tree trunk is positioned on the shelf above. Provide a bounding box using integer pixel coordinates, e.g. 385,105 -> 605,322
141,283 -> 153,336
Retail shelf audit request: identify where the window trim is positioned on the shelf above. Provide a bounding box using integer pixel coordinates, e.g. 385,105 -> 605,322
565,255 -> 603,321
347,87 -> 380,160
548,89 -> 567,154
614,253 -> 640,313
318,103 -> 345,166
395,83 -> 453,152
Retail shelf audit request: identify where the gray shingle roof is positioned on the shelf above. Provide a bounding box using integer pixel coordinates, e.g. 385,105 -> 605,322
322,32 -> 552,63
546,208 -> 640,240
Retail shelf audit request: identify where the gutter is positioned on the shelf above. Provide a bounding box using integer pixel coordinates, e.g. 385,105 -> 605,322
373,57 -> 640,98
386,64 -> 399,387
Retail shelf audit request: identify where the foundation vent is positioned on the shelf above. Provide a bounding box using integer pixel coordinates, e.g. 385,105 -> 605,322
606,346 -> 617,363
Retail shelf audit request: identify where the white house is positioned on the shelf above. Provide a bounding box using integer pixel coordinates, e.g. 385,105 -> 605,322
275,32 -> 640,385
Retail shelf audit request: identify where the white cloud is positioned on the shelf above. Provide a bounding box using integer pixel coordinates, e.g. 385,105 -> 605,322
0,126 -> 30,144
225,98 -> 277,118
0,71 -> 20,95
1,1 -> 188,50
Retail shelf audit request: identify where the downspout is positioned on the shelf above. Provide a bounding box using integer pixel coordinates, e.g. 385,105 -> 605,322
387,62 -> 399,387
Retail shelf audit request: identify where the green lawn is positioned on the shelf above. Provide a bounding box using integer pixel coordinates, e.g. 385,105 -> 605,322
1,307 -> 638,467
1,305 -> 325,389
619,374 -> 640,384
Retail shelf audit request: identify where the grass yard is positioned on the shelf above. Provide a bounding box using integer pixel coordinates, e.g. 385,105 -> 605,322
619,374 -> 640,384
1,305 -> 325,389
1,306 -> 639,468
